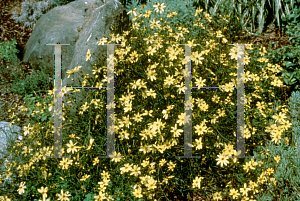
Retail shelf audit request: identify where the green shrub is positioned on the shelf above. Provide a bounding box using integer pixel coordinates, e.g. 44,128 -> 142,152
249,90 -> 300,200
0,40 -> 27,84
9,67 -> 53,97
10,0 -> 58,29
22,92 -> 55,126
281,1 -> 300,47
265,2 -> 300,94
50,0 -> 76,7
0,40 -> 19,64
288,90 -> 300,123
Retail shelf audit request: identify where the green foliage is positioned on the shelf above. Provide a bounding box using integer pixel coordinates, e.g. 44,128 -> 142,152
280,1 -> 300,58
266,45 -> 300,90
263,3 -> 300,95
118,0 -> 148,8
190,0 -> 299,37
9,67 -> 53,97
0,40 -> 27,84
83,193 -> 97,201
281,0 -> 300,46
22,93 -> 54,124
10,0 -> 58,29
124,0 -> 204,43
288,90 -> 300,124
0,40 -> 19,63
50,0 -> 76,7
249,90 -> 300,200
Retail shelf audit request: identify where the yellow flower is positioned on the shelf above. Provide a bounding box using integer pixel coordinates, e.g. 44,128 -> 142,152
111,152 -> 124,163
272,112 -> 287,123
23,123 -> 32,136
38,186 -> 49,198
159,159 -> 167,167
100,170 -> 110,180
147,45 -> 157,55
195,77 -> 206,88
212,191 -> 223,200
132,185 -> 143,198
194,138 -> 203,150
194,8 -> 203,16
167,161 -> 176,172
66,66 -> 82,78
66,140 -> 80,154
151,19 -> 162,30
274,155 -> 281,163
216,153 -> 229,167
86,49 -> 91,61
143,10 -> 152,18
145,176 -> 157,190
120,163 -> 133,174
164,75 -> 175,87
93,157 -> 99,166
57,189 -> 71,201
59,158 -> 73,170
153,2 -> 166,14
87,138 -> 95,150
130,165 -> 141,177
80,174 -> 91,182
191,51 -> 204,65
239,183 -> 251,196
18,182 -> 27,195
170,123 -> 183,137
175,82 -> 186,94
229,188 -> 240,199
152,143 -> 168,154
229,46 -> 243,60
97,37 -> 108,45
127,8 -> 139,16
192,176 -> 204,189
146,88 -> 157,98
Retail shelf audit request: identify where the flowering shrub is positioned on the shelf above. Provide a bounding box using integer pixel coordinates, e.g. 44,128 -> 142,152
10,0 -> 59,29
0,0 -> 299,200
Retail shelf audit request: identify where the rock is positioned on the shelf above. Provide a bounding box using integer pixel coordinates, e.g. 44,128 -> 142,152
0,121 -> 22,160
22,0 -> 104,73
0,121 -> 24,189
62,0 -> 128,119
21,0 -> 129,120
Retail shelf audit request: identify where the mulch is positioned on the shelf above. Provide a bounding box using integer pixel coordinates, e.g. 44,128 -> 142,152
0,0 -> 35,81
0,0 -> 39,129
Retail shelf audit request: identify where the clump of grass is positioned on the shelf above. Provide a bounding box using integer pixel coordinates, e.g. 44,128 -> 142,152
0,2 -> 297,201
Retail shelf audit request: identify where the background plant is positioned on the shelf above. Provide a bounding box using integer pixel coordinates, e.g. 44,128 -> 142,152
9,66 -> 53,97
0,40 -> 19,64
0,0 -> 299,201
50,0 -> 75,7
0,39 -> 28,84
191,0 -> 300,37
0,38 -> 53,96
270,2 -> 300,94
10,0 -> 65,30
189,0 -> 300,92
246,90 -> 300,200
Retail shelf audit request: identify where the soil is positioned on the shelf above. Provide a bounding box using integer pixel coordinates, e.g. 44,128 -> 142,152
0,0 -> 38,130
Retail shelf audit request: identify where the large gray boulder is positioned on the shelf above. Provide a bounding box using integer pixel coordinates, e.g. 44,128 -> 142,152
0,121 -> 24,189
0,121 -> 22,160
22,0 -> 130,129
